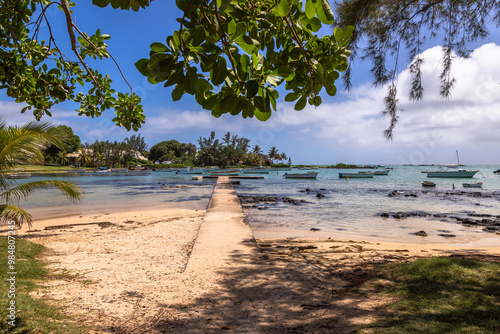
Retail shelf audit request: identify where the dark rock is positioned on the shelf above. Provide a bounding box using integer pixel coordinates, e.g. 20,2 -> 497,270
484,226 -> 500,232
433,213 -> 448,218
407,211 -> 431,217
468,213 -> 493,217
413,230 -> 428,237
393,212 -> 408,219
404,193 -> 418,198
310,228 -> 321,231
380,213 -> 390,218
316,193 -> 325,199
438,233 -> 456,238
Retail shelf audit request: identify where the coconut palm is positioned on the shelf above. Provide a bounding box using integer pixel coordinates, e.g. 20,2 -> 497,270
0,117 -> 83,228
56,150 -> 69,165
77,149 -> 91,167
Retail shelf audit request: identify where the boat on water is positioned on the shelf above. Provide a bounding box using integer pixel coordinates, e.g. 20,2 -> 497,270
5,172 -> 32,179
373,169 -> 391,175
209,169 -> 241,176
176,169 -> 204,175
111,168 -> 129,173
243,170 -> 270,174
283,171 -> 318,179
338,171 -> 375,178
425,165 -> 478,178
426,151 -> 479,178
463,182 -> 483,188
94,168 -> 111,173
422,181 -> 436,187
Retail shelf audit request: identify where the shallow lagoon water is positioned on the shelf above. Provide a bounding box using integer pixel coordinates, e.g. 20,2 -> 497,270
15,165 -> 500,243
234,165 -> 500,243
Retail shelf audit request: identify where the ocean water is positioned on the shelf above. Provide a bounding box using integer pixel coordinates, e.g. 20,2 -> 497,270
16,171 -> 216,219
233,165 -> 500,244
13,165 -> 500,244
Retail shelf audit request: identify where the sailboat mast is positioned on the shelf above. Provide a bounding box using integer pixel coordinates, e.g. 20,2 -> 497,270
456,150 -> 460,165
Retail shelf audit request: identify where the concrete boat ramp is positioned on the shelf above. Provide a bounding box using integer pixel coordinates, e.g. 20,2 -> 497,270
184,176 -> 257,278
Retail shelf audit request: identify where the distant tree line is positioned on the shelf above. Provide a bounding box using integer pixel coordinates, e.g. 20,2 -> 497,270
42,127 -> 289,168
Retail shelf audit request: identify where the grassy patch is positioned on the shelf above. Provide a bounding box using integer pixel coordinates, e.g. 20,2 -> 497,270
360,256 -> 500,333
0,236 -> 90,333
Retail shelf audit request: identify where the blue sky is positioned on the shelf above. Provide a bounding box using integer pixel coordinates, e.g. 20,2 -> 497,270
2,2 -> 500,165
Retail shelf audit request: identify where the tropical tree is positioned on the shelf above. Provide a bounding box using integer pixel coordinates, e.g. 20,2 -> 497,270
334,0 -> 500,138
77,149 -> 91,167
1,1 -> 351,128
268,146 -> 279,163
56,151 -> 69,166
252,145 -> 263,155
0,117 -> 83,227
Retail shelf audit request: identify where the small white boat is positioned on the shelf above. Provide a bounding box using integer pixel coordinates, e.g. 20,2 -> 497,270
462,182 -> 483,188
176,169 -> 204,175
338,171 -> 375,178
283,171 -> 318,179
94,168 -> 111,173
422,181 -> 436,187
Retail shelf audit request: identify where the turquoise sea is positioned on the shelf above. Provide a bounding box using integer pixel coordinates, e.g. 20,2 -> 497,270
16,165 -> 500,244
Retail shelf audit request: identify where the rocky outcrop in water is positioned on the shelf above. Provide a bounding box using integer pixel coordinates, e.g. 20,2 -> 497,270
238,195 -> 311,209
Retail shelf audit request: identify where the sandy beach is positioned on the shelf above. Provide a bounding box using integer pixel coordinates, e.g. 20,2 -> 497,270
6,177 -> 500,333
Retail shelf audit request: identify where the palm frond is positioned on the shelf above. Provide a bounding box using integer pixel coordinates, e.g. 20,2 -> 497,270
0,122 -> 65,166
0,204 -> 32,228
1,180 -> 84,204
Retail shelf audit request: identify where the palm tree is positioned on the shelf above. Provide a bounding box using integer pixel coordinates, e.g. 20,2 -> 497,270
252,145 -> 262,155
268,146 -> 278,163
56,150 -> 69,166
0,117 -> 83,228
77,149 -> 91,167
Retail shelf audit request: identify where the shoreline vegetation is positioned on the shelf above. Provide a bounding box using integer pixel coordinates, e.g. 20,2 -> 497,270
1,178 -> 499,332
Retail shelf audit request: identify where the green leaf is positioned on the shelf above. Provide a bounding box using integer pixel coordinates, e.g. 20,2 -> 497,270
316,0 -> 334,24
294,96 -> 307,110
278,0 -> 292,17
150,42 -> 168,53
233,22 -> 247,40
211,57 -> 228,86
236,35 -> 259,55
285,92 -> 300,102
245,80 -> 259,98
184,67 -> 198,94
305,0 -> 317,19
172,83 -> 185,101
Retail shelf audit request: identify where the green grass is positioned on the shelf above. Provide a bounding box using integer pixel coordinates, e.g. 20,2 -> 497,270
359,256 -> 500,333
0,236 -> 90,333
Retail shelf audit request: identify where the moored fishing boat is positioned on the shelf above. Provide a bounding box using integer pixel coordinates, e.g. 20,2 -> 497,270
125,170 -> 151,176
338,171 -> 375,178
374,169 -> 391,175
422,181 -> 436,187
283,171 -> 318,179
462,182 -> 483,188
425,166 -> 478,178
209,169 -> 241,176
